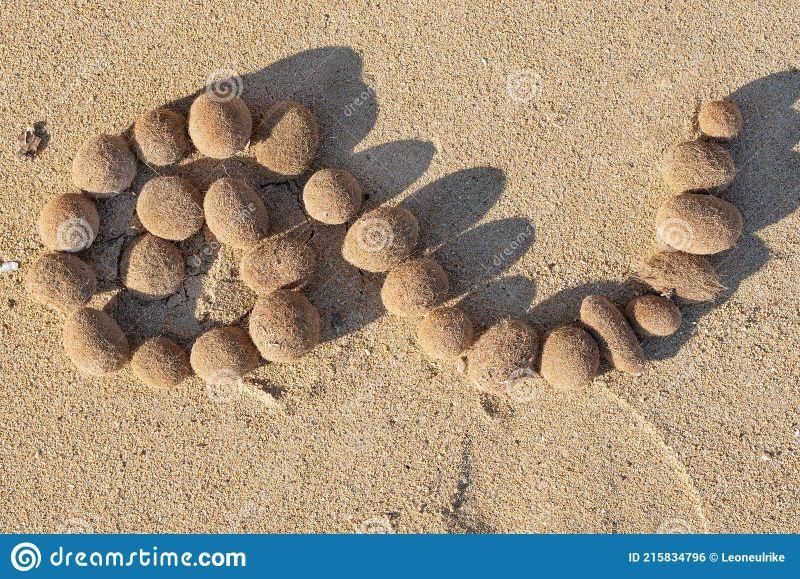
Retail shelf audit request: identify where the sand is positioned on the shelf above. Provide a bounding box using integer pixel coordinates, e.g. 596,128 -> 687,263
0,1 -> 798,533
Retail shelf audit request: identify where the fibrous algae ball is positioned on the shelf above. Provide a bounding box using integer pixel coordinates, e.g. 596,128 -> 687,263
120,233 -> 185,300
416,306 -> 474,359
380,258 -> 449,317
660,139 -> 736,193
302,168 -> 363,224
342,206 -> 419,272
636,251 -> 724,304
38,193 -> 100,252
467,319 -> 539,391
240,235 -> 316,295
253,100 -> 319,182
62,307 -> 130,375
579,295 -> 644,375
137,175 -> 204,241
131,108 -> 191,166
189,326 -> 260,383
203,177 -> 270,249
188,93 -> 252,159
625,295 -> 682,337
655,193 -> 742,254
249,289 -> 321,362
698,99 -> 742,142
539,325 -> 600,391
26,252 -> 97,311
131,336 -> 191,388
72,134 -> 138,197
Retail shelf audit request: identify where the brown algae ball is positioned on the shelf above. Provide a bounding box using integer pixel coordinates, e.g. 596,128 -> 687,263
579,295 -> 645,375
655,193 -> 742,255
303,168 -> 363,224
381,258 -> 449,317
698,99 -> 742,142
660,139 -> 736,193
636,251 -> 724,304
188,93 -> 252,159
539,325 -> 600,391
131,336 -> 191,388
62,307 -> 130,375
416,306 -> 474,359
131,108 -> 191,166
120,234 -> 185,300
467,319 -> 539,391
342,206 -> 420,272
38,193 -> 100,252
625,295 -> 682,337
137,176 -> 204,241
254,100 -> 319,181
26,252 -> 97,310
204,177 -> 270,249
249,290 -> 321,362
72,134 -> 138,197
190,326 -> 260,383
240,235 -> 316,295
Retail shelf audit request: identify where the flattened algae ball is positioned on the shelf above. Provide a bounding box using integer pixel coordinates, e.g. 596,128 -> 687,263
62,307 -> 130,375
72,134 -> 138,197
342,206 -> 419,272
655,193 -> 742,255
254,100 -> 319,182
416,306 -> 474,359
381,258 -> 449,317
698,99 -> 742,142
132,336 -> 191,388
249,290 -> 321,362
131,108 -> 191,166
38,193 -> 100,252
204,177 -> 270,249
539,325 -> 600,390
303,168 -> 363,224
26,252 -> 97,311
467,319 -> 539,391
660,139 -> 735,193
579,295 -> 644,375
120,234 -> 185,300
240,235 -> 316,295
625,295 -> 682,337
137,175 -> 204,241
188,93 -> 252,159
636,251 -> 724,304
190,326 -> 260,383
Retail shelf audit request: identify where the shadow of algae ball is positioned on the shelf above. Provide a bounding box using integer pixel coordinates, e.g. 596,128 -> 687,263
72,134 -> 138,197
302,168 -> 363,224
137,175 -> 204,241
190,326 -> 260,383
579,295 -> 644,375
539,325 -> 600,391
131,107 -> 191,166
660,139 -> 736,193
655,193 -> 742,255
188,93 -> 252,159
416,306 -> 474,359
38,193 -> 100,252
625,295 -> 682,337
62,307 -> 130,375
26,252 -> 97,311
636,251 -> 724,304
467,319 -> 539,391
342,206 -> 419,272
240,234 -> 316,295
249,290 -> 321,362
698,99 -> 742,142
120,233 -> 185,300
203,177 -> 270,249
381,258 -> 449,317
253,100 -> 319,182
131,336 -> 191,388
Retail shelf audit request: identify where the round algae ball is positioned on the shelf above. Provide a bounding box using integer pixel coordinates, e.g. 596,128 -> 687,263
72,134 -> 138,197
38,193 -> 100,252
120,234 -> 185,300
655,193 -> 742,255
131,336 -> 191,388
303,168 -> 363,224
137,175 -> 204,241
249,290 -> 321,362
625,295 -> 682,337
416,306 -> 474,359
579,295 -> 644,375
131,108 -> 191,166
698,99 -> 742,142
26,252 -> 97,311
204,177 -> 270,249
254,100 -> 319,182
342,206 -> 419,272
62,307 -> 130,375
660,139 -> 736,193
636,251 -> 724,304
539,325 -> 600,391
467,319 -> 539,391
190,326 -> 260,383
188,93 -> 252,159
240,235 -> 316,295
380,258 -> 449,317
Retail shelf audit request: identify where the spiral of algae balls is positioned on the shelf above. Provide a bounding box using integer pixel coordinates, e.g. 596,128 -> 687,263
381,258 -> 449,317
625,295 -> 682,337
137,175 -> 204,241
204,177 -> 270,249
467,319 -> 539,391
249,290 -> 321,362
636,251 -> 724,304
655,193 -> 742,255
188,93 -> 252,159
120,234 -> 185,300
342,206 -> 419,272
62,307 -> 130,375
416,306 -> 474,359
539,325 -> 600,391
660,139 -> 736,193
131,336 -> 191,388
698,99 -> 742,142
25,252 -> 97,311
579,295 -> 645,375
38,193 -> 100,252
72,134 -> 138,197
254,100 -> 319,182
303,168 -> 363,224
240,235 -> 316,295
190,326 -> 260,383
131,108 -> 191,166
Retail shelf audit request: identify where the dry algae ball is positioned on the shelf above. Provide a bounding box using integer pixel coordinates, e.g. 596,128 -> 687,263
62,307 -> 130,375
254,100 -> 319,181
655,193 -> 742,254
416,306 -> 474,359
661,139 -> 736,193
38,193 -> 100,252
636,251 -> 724,303
131,336 -> 191,388
249,290 -> 321,362
26,252 -> 97,310
625,295 -> 682,337
380,258 -> 449,317
188,93 -> 252,159
467,319 -> 539,391
204,177 -> 270,249
137,175 -> 204,241
120,234 -> 185,300
539,325 -> 600,391
72,134 -> 138,197
342,206 -> 419,272
303,168 -> 363,224
579,295 -> 644,375
698,99 -> 742,142
190,326 -> 260,383
240,235 -> 316,295
131,108 -> 191,166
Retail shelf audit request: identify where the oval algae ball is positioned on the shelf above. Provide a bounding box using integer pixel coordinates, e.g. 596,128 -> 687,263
62,307 -> 130,375
240,235 -> 316,295
204,177 -> 270,249
416,306 -> 474,359
466,319 -> 539,391
26,252 -> 97,311
579,295 -> 644,375
38,193 -> 100,252
380,258 -> 449,317
342,206 -> 419,272
131,336 -> 191,388
303,168 -> 363,224
660,139 -> 735,193
131,108 -> 191,166
120,233 -> 185,300
625,295 -> 682,337
254,100 -> 319,182
539,325 -> 600,391
190,326 -> 260,383
249,290 -> 321,362
655,193 -> 742,255
188,93 -> 252,159
636,251 -> 724,304
72,134 -> 138,197
137,175 -> 204,241
698,99 -> 742,142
